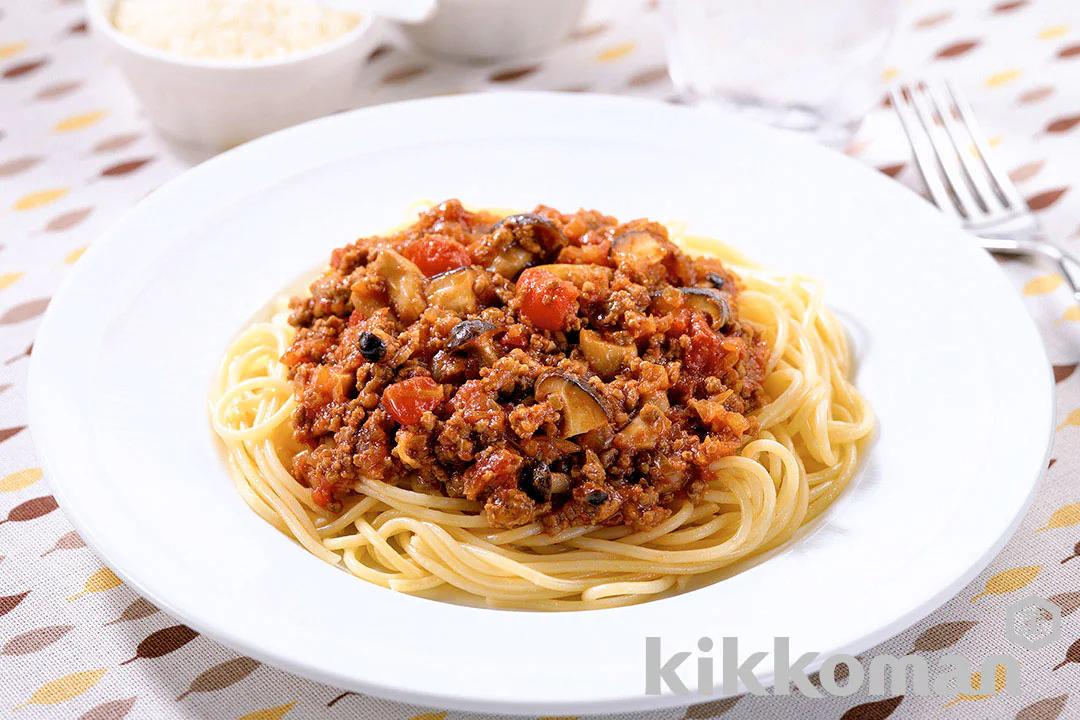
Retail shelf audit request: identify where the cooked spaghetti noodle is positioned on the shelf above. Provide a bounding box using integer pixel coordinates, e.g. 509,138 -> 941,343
210,205 -> 872,610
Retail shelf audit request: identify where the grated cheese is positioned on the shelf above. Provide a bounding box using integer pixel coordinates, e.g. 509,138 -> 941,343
111,0 -> 361,61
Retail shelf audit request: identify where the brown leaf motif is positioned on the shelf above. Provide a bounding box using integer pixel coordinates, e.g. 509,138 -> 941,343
101,157 -> 154,177
1,298 -> 50,324
122,625 -> 198,664
877,163 -> 905,178
1,495 -> 59,525
628,66 -> 670,87
935,40 -> 980,59
1019,86 -> 1054,104
684,695 -> 741,718
1052,637 -> 1080,670
79,696 -> 137,720
0,590 -> 30,617
92,133 -> 140,154
912,620 -> 977,652
0,156 -> 43,177
1016,694 -> 1068,720
177,656 -> 260,700
1046,114 -> 1080,134
327,691 -> 357,707
381,65 -> 428,84
841,696 -> 904,720
3,57 -> 48,79
1010,160 -> 1045,184
42,530 -> 86,557
0,426 -> 27,444
1027,187 -> 1068,211
106,597 -> 159,626
489,65 -> 539,83
993,0 -> 1028,11
914,11 -> 951,29
1049,591 -> 1080,616
1059,45 -> 1080,59
1055,364 -> 1078,383
3,625 -> 72,655
35,80 -> 82,101
45,207 -> 93,232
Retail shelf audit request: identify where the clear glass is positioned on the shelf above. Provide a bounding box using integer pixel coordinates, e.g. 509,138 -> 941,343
661,0 -> 900,146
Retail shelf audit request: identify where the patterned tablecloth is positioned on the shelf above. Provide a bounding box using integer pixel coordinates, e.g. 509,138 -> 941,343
2,1 -> 1079,718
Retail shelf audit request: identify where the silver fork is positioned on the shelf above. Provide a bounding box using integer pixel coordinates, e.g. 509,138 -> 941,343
890,80 -> 1080,304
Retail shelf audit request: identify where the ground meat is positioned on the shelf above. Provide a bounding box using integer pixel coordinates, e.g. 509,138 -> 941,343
282,199 -> 770,531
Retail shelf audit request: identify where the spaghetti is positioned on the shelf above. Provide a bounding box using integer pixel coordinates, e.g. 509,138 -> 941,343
210,206 -> 872,610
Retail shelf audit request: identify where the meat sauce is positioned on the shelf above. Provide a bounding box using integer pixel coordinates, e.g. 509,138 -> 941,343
282,200 -> 770,532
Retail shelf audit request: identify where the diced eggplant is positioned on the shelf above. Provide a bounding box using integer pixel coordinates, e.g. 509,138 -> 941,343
373,249 -> 426,324
579,329 -> 636,378
446,319 -> 500,365
489,245 -> 534,279
680,287 -> 731,326
534,372 -> 611,438
427,267 -> 478,314
613,230 -> 670,267
492,213 -> 566,254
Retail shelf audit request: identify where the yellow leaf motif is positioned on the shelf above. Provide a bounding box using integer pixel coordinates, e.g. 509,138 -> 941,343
13,188 -> 69,212
0,467 -> 42,492
1062,306 -> 1080,322
1038,503 -> 1080,531
1023,273 -> 1063,295
0,42 -> 27,59
410,714 -> 447,720
0,272 -> 24,290
53,110 -> 107,133
15,668 -> 106,709
1039,25 -> 1069,39
881,67 -> 899,81
972,566 -> 1040,602
943,664 -> 1008,707
1058,408 -> 1080,430
67,568 -> 122,601
985,69 -> 1022,88
65,247 -> 88,264
596,42 -> 635,62
238,702 -> 295,720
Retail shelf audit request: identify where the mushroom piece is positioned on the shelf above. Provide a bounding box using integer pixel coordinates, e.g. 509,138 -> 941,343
373,249 -> 426,324
519,461 -> 570,502
487,214 -> 568,279
579,329 -> 636,378
528,263 -> 612,291
446,319 -> 500,365
427,267 -> 478,314
680,287 -> 731,326
614,403 -> 670,452
612,230 -> 671,268
534,372 -> 611,438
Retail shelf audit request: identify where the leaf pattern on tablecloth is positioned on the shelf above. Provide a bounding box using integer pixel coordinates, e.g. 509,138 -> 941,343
1057,44 -> 1080,58
78,696 -> 138,720
943,665 -> 1009,707
41,530 -> 85,557
1018,86 -> 1055,104
100,157 -> 154,177
1015,694 -> 1069,720
53,109 -> 107,133
44,206 -> 93,232
16,668 -> 107,709
1039,503 -> 1080,530
92,133 -> 141,153
1052,638 -> 1080,670
684,697 -> 741,718
0,495 -> 58,525
1050,591 -> 1080,616
104,597 -> 159,626
911,620 -> 978,651
35,79 -> 81,100
121,624 -> 198,664
13,188 -> 67,211
489,65 -> 540,82
1024,274 -> 1064,295
3,57 -> 48,79
239,702 -> 296,720
935,40 -> 980,58
839,696 -> 903,720
0,590 -> 30,617
972,565 -> 1041,601
177,656 -> 260,700
0,467 -> 42,492
0,155 -> 43,176
1046,114 -> 1080,133
67,568 -> 122,601
2,624 -> 72,655
1028,187 -> 1070,210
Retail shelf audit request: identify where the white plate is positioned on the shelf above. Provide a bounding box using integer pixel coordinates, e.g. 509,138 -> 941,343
29,93 -> 1053,715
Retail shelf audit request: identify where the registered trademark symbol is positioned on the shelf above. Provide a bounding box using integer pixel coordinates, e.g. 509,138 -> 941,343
1004,596 -> 1062,651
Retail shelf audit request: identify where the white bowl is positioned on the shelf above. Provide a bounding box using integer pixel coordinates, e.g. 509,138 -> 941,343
400,0 -> 586,61
87,0 -> 379,150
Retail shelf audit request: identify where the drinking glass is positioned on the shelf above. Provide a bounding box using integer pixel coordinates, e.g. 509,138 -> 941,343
661,0 -> 901,146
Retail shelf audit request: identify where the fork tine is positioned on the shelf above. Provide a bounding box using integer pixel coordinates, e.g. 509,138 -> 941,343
945,80 -> 1027,211
889,85 -> 962,220
906,82 -> 983,219
924,81 -> 1003,215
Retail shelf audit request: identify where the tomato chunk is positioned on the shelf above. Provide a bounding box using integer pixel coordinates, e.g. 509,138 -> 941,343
516,268 -> 579,331
401,236 -> 472,277
381,377 -> 444,425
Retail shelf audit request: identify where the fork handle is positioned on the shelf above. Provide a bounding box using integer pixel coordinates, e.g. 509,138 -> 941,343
981,236 -> 1080,305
